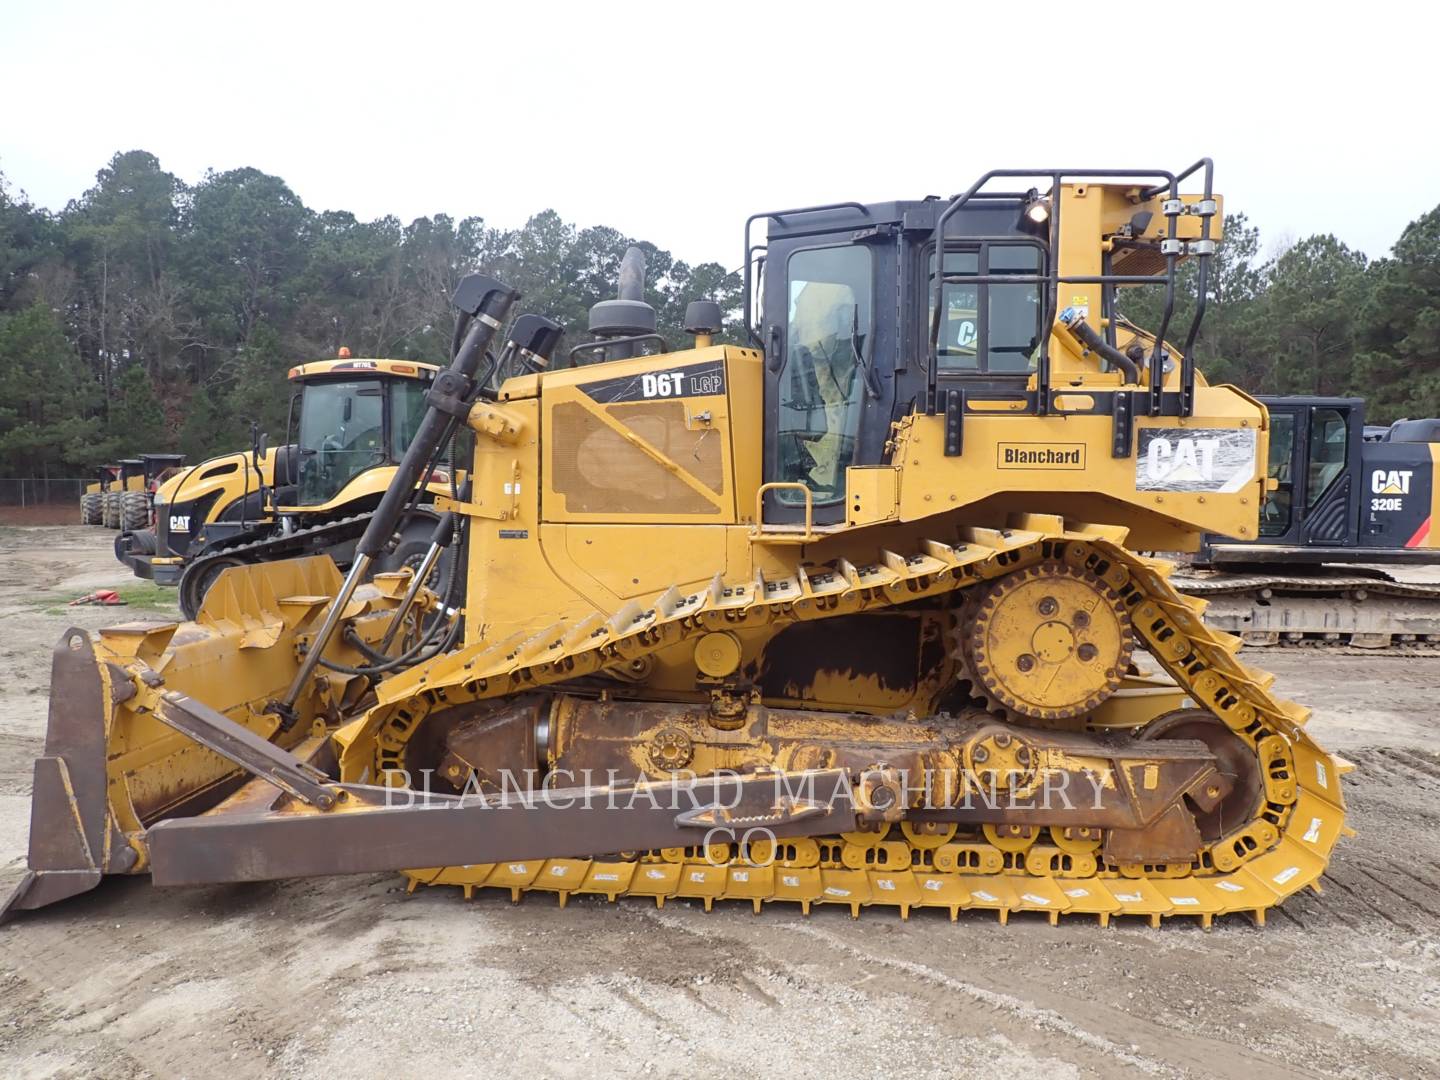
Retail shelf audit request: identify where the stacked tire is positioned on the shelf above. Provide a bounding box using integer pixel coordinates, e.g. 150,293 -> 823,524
121,491 -> 151,531
80,492 -> 102,525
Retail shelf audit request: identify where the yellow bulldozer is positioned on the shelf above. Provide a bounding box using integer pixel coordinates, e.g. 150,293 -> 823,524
2,160 -> 1350,927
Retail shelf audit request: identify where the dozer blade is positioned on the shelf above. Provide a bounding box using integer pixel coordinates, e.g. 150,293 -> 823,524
1,556 -> 399,923
2,629 -> 135,921
0,578 -> 862,917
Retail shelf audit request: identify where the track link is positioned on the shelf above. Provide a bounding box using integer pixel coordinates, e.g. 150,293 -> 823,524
355,514 -> 1350,927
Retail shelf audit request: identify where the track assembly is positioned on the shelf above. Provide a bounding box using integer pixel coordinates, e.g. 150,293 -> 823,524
347,519 -> 1352,927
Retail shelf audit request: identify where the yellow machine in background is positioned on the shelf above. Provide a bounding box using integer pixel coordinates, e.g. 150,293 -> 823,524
115,356 -> 458,619
83,456 -> 186,530
117,446 -> 276,584
79,467 -> 115,526
4,161 -> 1349,928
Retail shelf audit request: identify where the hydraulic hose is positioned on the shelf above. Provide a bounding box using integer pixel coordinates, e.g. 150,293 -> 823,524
1061,313 -> 1140,383
317,612 -> 464,677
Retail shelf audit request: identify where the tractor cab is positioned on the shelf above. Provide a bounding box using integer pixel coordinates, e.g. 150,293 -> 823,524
140,453 -> 187,493
94,464 -> 120,492
282,357 -> 440,512
117,458 -> 146,493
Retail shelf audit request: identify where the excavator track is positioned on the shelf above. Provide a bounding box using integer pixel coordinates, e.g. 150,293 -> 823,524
1176,570 -> 1440,652
352,515 -> 1350,927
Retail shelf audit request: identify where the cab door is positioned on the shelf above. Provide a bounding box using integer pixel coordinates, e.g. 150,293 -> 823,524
1295,403 -> 1360,547
760,236 -> 896,525
1257,404 -> 1303,541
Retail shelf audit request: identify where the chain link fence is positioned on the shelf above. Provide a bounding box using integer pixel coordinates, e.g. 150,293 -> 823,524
0,478 -> 86,507
0,478 -> 87,525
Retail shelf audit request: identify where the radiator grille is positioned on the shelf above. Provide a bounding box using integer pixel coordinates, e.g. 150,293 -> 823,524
550,400 -> 723,516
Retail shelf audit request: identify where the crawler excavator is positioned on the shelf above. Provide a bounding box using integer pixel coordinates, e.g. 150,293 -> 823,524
2,161 -> 1350,928
1177,396 -> 1440,649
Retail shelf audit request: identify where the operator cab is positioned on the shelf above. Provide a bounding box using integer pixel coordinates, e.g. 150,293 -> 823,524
1253,398 -> 1361,545
753,197 -> 1046,524
284,358 -> 438,509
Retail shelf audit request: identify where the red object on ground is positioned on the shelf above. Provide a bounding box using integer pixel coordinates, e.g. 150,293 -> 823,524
68,590 -> 126,607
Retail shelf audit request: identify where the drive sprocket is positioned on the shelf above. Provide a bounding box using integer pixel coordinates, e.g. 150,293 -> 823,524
959,560 -> 1131,722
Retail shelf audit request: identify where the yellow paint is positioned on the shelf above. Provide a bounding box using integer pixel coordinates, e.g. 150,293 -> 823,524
29,173 -> 1352,930
286,357 -> 439,381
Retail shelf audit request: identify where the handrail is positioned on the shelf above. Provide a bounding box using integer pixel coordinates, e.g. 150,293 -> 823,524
740,163 -> 1218,440
925,168 -> 1180,418
752,482 -> 814,542
925,163 -> 1216,422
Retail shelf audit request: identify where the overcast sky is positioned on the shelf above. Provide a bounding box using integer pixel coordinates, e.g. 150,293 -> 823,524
3,1 -> 1437,270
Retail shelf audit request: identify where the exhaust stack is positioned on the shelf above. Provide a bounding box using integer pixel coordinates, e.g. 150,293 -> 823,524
582,245 -> 658,363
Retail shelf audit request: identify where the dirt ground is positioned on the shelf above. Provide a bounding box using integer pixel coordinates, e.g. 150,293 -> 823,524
0,504 -> 85,527
0,526 -> 1438,1080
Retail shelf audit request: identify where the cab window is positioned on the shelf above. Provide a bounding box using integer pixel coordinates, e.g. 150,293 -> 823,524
930,243 -> 1043,373
389,378 -> 429,459
1260,412 -> 1296,536
297,380 -> 385,505
773,244 -> 872,505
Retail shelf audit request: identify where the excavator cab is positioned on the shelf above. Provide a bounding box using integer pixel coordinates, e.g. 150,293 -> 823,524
1199,396 -> 1440,564
1254,398 -> 1362,547
1186,396 -> 1440,648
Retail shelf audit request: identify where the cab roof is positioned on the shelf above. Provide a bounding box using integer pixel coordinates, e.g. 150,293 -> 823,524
287,358 -> 439,381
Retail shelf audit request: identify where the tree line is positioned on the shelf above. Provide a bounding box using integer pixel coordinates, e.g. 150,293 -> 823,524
1120,207 -> 1440,423
0,150 -> 744,477
0,150 -> 1437,477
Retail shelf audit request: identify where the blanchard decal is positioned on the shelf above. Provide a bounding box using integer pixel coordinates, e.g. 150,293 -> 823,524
996,442 -> 1086,470
1136,428 -> 1256,493
579,360 -> 725,404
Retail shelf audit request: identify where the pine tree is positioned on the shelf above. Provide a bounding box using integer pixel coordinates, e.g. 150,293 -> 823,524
108,364 -> 167,453
0,304 -> 101,475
